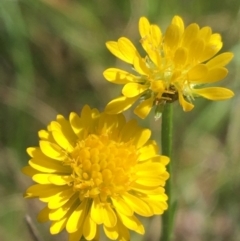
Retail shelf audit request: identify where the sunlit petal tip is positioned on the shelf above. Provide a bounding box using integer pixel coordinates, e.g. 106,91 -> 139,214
26,147 -> 36,157
106,40 -> 131,63
105,40 -> 116,48
171,15 -> 185,37
161,155 -> 170,166
139,16 -> 150,38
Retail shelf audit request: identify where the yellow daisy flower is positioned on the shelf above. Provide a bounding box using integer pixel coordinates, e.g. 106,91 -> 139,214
104,16 -> 234,119
22,105 -> 169,241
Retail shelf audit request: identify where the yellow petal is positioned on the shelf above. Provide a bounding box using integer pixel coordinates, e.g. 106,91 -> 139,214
131,127 -> 151,149
69,112 -> 86,139
165,24 -> 181,50
138,140 -> 158,161
181,23 -> 199,48
199,33 -> 222,62
179,92 -> 194,112
196,67 -> 228,83
188,38 -> 205,62
118,219 -> 130,241
21,165 -> 39,177
29,154 -> 71,174
78,105 -> 99,135
103,68 -> 136,84
151,80 -> 164,93
122,193 -> 153,216
134,96 -> 154,119
102,204 -> 117,228
136,162 -> 165,176
32,174 -> 52,184
117,212 -> 144,234
66,199 -> 88,233
150,24 -> 162,47
24,184 -> 67,198
131,184 -> 165,195
139,16 -> 150,39
199,26 -> 212,42
122,83 -> 148,97
47,188 -> 75,209
90,197 -> 103,225
80,105 -> 92,129
39,141 -> 65,161
83,212 -> 97,240
147,47 -> 162,67
133,52 -> 150,75
51,130 -> 74,152
105,96 -> 139,114
174,47 -> 188,67
27,147 -> 38,157
103,224 -> 119,240
160,155 -> 170,165
193,87 -> 234,100
49,194 -> 78,221
69,229 -> 83,241
37,206 -> 50,223
120,119 -> 139,142
56,115 -> 77,138
50,216 -> 67,234
111,197 -> 133,216
135,176 -> 166,187
206,52 -> 234,69
48,174 -> 72,185
188,64 -> 208,80
118,37 -> 137,64
141,197 -> 167,214
139,17 -> 152,52
98,112 -> 119,135
38,129 -> 51,140
106,41 -> 129,63
209,33 -> 222,45
171,15 -> 184,36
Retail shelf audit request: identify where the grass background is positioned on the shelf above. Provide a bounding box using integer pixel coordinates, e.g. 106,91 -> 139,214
0,0 -> 240,240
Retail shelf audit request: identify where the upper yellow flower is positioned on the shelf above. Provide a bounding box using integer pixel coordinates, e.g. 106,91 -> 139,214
104,16 -> 234,119
22,105 -> 169,241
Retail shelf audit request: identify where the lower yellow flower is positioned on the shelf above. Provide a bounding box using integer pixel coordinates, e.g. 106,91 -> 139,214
22,105 -> 169,241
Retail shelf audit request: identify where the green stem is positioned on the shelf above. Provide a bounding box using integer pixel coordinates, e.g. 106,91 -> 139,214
160,103 -> 173,241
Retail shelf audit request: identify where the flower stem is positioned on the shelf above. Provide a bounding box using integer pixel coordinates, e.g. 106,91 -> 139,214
160,103 -> 173,241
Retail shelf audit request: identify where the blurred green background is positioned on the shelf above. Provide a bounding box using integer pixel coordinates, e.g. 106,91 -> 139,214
0,0 -> 240,240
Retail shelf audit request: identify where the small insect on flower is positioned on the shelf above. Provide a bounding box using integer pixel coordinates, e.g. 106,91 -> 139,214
103,16 -> 234,119
22,105 -> 169,241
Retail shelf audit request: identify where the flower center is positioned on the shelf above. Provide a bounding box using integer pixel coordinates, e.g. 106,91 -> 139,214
67,134 -> 138,201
